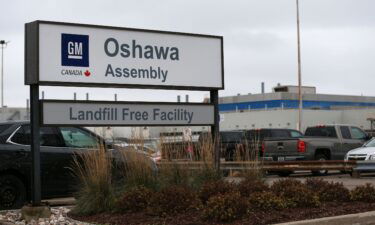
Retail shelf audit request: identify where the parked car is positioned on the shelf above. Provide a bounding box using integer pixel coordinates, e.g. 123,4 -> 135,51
198,129 -> 303,161
0,121 -> 155,209
345,138 -> 375,161
243,128 -> 303,157
262,125 -> 371,176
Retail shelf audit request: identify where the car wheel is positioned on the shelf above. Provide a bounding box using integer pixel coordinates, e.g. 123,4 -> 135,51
312,154 -> 329,176
0,175 -> 26,209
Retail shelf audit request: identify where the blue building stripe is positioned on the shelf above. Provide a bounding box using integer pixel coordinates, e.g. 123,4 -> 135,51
219,100 -> 375,112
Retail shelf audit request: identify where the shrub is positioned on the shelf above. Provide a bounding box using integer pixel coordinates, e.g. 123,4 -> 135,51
199,180 -> 236,204
187,165 -> 222,190
116,186 -> 154,212
306,178 -> 350,202
271,179 -> 320,208
350,183 -> 375,203
249,191 -> 287,210
202,192 -> 249,222
305,178 -> 329,191
149,185 -> 201,216
237,179 -> 269,197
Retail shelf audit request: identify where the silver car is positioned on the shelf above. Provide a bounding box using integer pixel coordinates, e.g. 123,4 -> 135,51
345,138 -> 375,161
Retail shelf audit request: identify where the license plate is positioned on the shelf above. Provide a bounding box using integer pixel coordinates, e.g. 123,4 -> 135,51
278,157 -> 285,161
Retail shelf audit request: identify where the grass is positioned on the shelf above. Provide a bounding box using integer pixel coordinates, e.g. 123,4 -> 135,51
71,131 -> 265,215
70,146 -> 115,215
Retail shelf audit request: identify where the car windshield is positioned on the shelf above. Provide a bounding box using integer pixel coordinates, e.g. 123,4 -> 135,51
364,138 -> 375,147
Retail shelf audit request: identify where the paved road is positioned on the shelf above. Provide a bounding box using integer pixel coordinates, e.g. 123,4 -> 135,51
226,171 -> 375,190
266,171 -> 375,190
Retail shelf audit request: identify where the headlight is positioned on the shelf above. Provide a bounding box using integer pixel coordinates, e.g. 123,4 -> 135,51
369,155 -> 375,161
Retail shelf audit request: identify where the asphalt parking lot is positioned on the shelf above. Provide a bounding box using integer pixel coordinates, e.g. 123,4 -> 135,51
265,171 -> 375,190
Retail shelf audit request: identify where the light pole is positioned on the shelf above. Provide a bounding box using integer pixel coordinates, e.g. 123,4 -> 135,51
296,0 -> 303,131
0,40 -> 10,108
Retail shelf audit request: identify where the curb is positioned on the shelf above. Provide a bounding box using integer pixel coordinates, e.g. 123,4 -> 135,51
275,210 -> 375,225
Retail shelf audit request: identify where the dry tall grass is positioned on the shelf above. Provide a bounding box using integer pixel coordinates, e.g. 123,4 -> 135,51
71,146 -> 115,215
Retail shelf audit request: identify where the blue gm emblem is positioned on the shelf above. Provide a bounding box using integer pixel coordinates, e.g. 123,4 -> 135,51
61,33 -> 89,67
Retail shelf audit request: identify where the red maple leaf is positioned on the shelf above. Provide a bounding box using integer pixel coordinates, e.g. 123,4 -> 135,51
84,70 -> 91,77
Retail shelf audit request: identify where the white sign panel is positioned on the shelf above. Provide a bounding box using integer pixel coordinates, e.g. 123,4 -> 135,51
26,21 -> 223,90
42,101 -> 215,126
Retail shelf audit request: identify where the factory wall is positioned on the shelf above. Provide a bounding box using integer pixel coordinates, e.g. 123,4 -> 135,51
220,108 -> 374,132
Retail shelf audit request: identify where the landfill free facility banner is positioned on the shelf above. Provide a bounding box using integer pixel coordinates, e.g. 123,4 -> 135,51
41,100 -> 215,126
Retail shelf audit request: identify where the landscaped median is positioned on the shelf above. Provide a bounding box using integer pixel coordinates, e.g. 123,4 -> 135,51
66,145 -> 375,225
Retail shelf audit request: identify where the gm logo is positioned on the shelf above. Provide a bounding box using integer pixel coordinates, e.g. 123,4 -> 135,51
61,33 -> 89,67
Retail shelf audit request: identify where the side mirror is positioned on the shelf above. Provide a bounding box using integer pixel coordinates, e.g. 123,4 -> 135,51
365,135 -> 372,141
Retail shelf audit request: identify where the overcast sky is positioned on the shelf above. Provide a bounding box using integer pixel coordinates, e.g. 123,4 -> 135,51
1,0 -> 375,107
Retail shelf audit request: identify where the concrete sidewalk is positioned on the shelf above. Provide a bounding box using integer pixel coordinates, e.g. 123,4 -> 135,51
276,210 -> 375,225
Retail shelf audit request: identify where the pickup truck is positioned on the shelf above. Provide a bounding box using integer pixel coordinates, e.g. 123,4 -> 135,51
199,129 -> 303,161
263,125 -> 371,175
0,121 -> 155,209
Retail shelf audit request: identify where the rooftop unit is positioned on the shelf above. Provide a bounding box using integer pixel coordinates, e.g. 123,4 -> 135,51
273,85 -> 316,94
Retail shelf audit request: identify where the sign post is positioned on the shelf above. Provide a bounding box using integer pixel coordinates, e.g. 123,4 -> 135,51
210,90 -> 220,170
30,84 -> 41,205
25,20 -> 224,206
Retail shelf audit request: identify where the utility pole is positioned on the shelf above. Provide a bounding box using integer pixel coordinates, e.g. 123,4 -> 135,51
0,40 -> 10,108
296,0 -> 303,131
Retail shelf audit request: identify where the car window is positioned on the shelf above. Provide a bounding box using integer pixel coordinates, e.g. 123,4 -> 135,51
10,125 -> 64,147
350,127 -> 366,139
340,126 -> 351,139
270,130 -> 290,138
290,130 -> 303,138
59,127 -> 99,149
0,124 -> 12,134
11,126 -> 30,145
305,126 -> 337,138
365,138 -> 375,147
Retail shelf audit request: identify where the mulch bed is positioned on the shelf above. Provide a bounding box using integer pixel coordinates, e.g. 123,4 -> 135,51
70,202 -> 375,225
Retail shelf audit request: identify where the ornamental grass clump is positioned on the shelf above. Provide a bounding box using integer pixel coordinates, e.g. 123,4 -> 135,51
71,147 -> 115,215
118,149 -> 158,190
157,133 -> 220,190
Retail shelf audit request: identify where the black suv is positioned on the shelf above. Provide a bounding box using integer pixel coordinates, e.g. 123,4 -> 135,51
0,121 -> 111,209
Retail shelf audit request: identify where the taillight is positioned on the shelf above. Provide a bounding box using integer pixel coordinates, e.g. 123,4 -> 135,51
297,140 -> 306,153
261,142 -> 265,153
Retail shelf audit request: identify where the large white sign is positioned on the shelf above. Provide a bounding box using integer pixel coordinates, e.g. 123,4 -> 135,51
26,21 -> 223,90
41,101 -> 215,126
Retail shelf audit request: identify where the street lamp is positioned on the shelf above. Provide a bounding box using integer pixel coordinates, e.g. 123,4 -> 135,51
296,0 -> 303,131
0,40 -> 10,108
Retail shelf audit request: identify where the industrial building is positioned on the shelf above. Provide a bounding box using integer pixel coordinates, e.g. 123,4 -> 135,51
219,85 -> 375,132
1,85 -> 375,139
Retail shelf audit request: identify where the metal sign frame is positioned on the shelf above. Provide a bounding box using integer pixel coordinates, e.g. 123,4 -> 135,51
25,20 -> 222,207
25,20 -> 224,90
